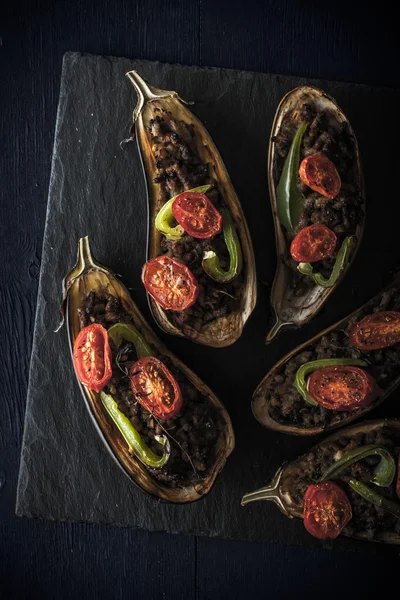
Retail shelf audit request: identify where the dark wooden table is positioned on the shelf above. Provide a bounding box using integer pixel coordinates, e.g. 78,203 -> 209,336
1,1 -> 399,598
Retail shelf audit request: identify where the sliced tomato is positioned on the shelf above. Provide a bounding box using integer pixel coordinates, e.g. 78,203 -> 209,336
307,366 -> 381,411
130,356 -> 183,420
142,256 -> 199,311
290,224 -> 337,263
172,191 -> 223,239
299,154 -> 341,199
304,481 -> 352,539
73,323 -> 112,393
350,311 -> 400,350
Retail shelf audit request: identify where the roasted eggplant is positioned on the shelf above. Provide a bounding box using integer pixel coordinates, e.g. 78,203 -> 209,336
253,273 -> 400,435
267,86 -> 365,342
126,71 -> 256,347
242,419 -> 400,544
62,237 -> 234,503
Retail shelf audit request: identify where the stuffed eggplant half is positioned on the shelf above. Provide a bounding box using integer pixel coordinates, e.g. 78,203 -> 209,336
126,71 -> 256,347
62,237 -> 234,503
242,420 -> 400,544
267,86 -> 365,342
253,274 -> 400,435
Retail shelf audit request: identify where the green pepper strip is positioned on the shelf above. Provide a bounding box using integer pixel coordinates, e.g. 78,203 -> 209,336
155,184 -> 212,240
277,121 -> 308,234
202,208 -> 242,283
348,478 -> 400,519
294,358 -> 367,407
107,323 -> 154,359
319,445 -> 396,488
298,236 -> 354,288
100,392 -> 170,468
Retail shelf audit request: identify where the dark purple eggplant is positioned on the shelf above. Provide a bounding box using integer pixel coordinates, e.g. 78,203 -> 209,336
62,236 -> 235,503
242,419 -> 400,544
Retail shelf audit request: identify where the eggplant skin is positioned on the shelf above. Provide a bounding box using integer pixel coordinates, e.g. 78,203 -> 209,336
253,273 -> 400,435
127,71 -> 257,348
278,420 -> 400,544
266,86 -> 365,343
63,237 -> 235,504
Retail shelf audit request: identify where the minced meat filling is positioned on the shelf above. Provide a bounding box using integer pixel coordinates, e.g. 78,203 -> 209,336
273,102 -> 364,287
148,108 -> 243,331
286,426 -> 400,538
267,286 -> 400,428
78,291 -> 224,486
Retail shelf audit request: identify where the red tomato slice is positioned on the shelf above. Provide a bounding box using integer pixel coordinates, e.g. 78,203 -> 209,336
299,154 -> 341,199
130,356 -> 183,420
350,311 -> 400,350
290,224 -> 337,263
304,482 -> 352,539
172,192 -> 223,239
307,366 -> 381,411
73,323 -> 112,393
142,256 -> 199,311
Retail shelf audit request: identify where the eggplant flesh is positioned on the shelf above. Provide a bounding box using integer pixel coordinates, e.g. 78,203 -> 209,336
242,419 -> 400,544
253,273 -> 400,436
126,71 -> 257,347
267,86 -> 365,342
62,237 -> 235,503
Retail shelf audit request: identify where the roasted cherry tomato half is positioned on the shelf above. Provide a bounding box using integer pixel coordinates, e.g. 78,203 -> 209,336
290,224 -> 337,263
304,481 -> 352,540
130,356 -> 183,420
350,311 -> 400,351
299,154 -> 341,199
307,366 -> 380,411
142,256 -> 199,312
73,323 -> 112,393
172,192 -> 223,239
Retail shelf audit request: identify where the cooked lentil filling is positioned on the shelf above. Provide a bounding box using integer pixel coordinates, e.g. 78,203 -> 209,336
286,426 -> 400,538
78,291 -> 224,486
148,107 -> 243,331
267,287 -> 400,428
273,103 -> 364,290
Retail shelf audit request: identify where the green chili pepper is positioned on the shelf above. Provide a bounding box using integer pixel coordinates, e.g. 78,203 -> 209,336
298,236 -> 354,288
348,478 -> 400,519
107,323 -> 154,359
202,208 -> 242,282
320,445 -> 396,488
100,392 -> 170,468
277,121 -> 308,234
294,358 -> 367,407
155,184 -> 212,240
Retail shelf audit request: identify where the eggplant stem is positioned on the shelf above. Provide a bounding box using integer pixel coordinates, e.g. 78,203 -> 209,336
241,467 -> 290,516
77,236 -> 97,272
265,318 -> 292,344
126,71 -> 192,125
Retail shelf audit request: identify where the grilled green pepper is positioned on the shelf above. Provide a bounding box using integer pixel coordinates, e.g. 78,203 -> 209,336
107,323 -> 154,359
298,236 -> 354,288
202,208 -> 242,282
100,392 -> 170,468
320,445 -> 396,488
155,185 -> 211,240
294,357 -> 367,407
348,478 -> 400,519
277,121 -> 308,234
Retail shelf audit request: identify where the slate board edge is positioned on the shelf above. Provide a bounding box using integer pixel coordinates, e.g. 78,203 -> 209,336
15,53 -> 71,514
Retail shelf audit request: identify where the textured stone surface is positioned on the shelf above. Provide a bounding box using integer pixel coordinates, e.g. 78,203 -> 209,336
16,51 -> 400,552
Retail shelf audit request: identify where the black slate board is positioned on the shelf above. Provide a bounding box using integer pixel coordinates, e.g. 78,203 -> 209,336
16,51 -> 400,553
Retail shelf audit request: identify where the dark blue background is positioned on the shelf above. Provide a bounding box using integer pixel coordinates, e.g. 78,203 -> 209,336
1,1 -> 399,598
